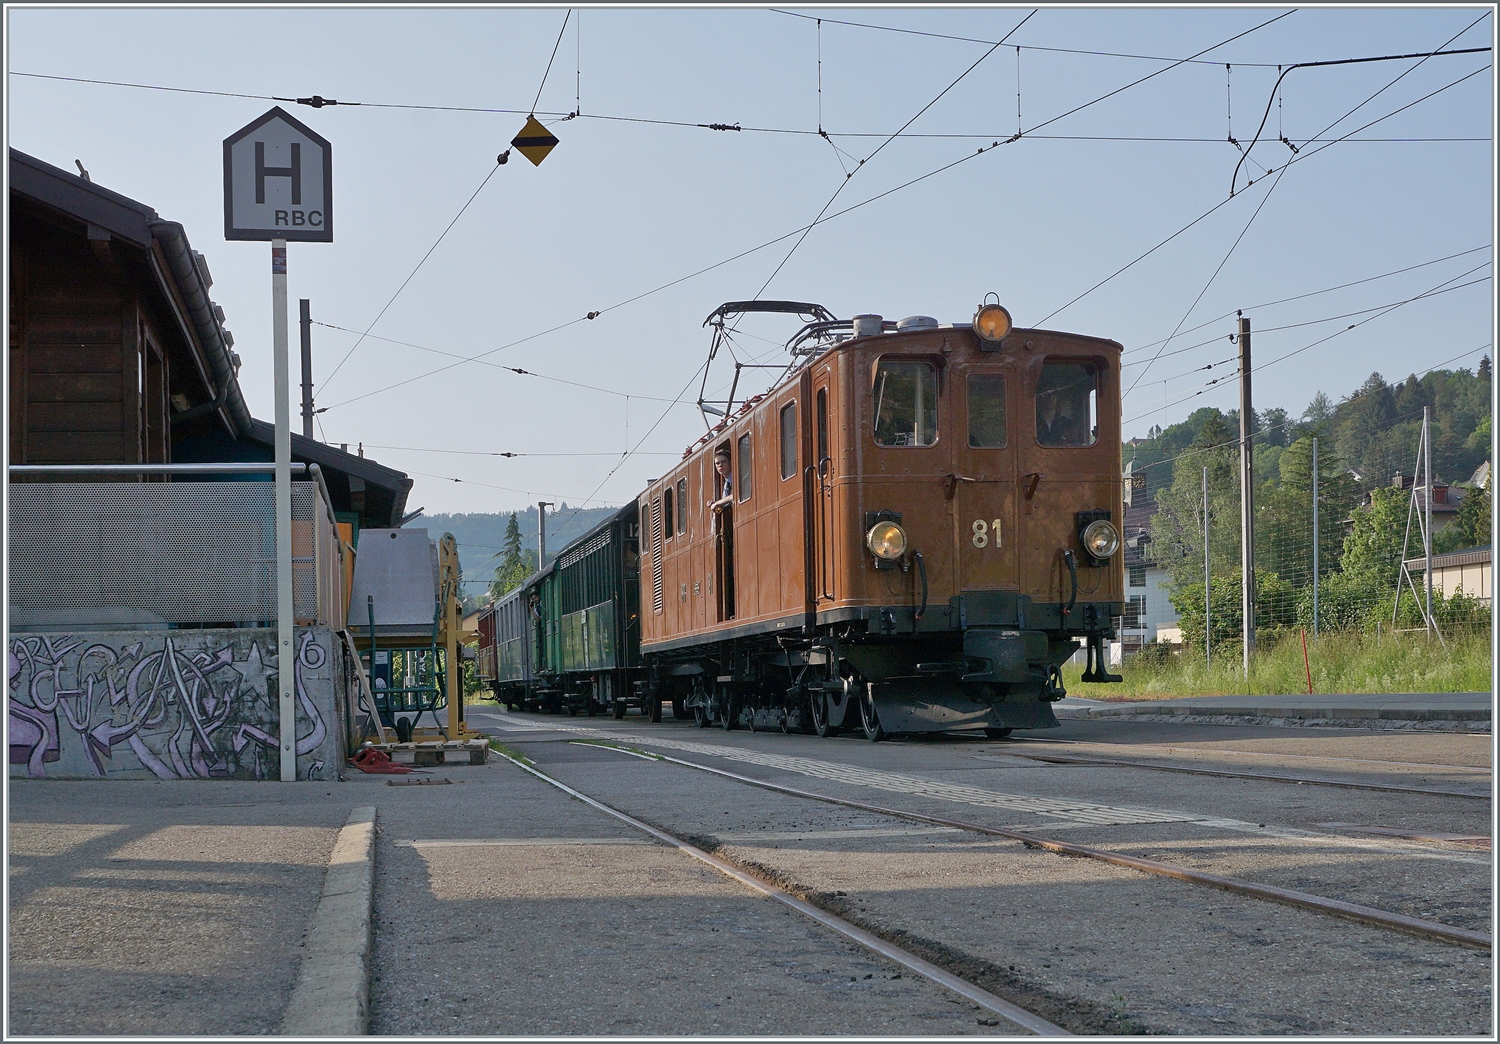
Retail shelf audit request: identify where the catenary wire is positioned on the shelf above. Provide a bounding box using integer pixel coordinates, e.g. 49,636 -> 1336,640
323,11 -> 1381,413
10,74 -> 1486,145
755,10 -> 1036,298
1121,246 -> 1490,358
310,320 -> 684,403
1122,272 -> 1491,426
318,160 -> 503,391
1037,55 -> 1491,328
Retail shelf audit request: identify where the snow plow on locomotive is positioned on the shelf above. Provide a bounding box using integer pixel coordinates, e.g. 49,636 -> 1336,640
636,299 -> 1125,739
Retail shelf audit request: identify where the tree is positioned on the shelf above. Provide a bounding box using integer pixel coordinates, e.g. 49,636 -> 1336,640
1170,570 -> 1294,656
487,513 -> 537,601
1436,473 -> 1490,552
1295,485 -> 1409,632
1149,411 -> 1241,593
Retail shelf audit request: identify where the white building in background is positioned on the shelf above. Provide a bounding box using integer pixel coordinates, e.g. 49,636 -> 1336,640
1102,460 -> 1181,665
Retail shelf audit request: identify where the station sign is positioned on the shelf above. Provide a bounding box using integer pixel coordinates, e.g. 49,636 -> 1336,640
223,106 -> 332,242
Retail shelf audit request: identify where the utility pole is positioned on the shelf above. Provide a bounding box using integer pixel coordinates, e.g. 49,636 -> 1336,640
1237,312 -> 1255,678
1311,437 -> 1319,637
537,501 -> 553,571
1423,407 -> 1433,638
299,299 -> 314,439
1203,466 -> 1211,665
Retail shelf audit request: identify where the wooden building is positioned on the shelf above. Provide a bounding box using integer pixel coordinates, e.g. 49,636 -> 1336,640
9,148 -> 252,463
8,148 -> 412,532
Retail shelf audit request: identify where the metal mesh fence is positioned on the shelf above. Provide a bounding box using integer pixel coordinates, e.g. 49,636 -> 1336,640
8,481 -> 338,629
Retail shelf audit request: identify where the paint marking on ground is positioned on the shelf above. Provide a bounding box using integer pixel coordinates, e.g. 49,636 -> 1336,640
487,714 -> 1492,864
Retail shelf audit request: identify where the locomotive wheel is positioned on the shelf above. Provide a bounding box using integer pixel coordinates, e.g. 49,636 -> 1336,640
672,699 -> 686,721
646,698 -> 662,723
984,727 -> 1013,739
612,700 -> 626,720
694,704 -> 711,728
719,696 -> 736,731
858,685 -> 886,742
811,694 -> 839,738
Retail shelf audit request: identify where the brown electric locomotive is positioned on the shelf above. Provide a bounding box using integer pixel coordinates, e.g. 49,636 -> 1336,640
636,299 -> 1124,739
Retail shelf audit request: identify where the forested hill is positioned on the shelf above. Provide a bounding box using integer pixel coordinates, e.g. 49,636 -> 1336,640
1125,360 -> 1491,500
422,504 -> 622,594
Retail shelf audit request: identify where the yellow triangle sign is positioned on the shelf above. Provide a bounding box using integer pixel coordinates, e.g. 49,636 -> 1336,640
511,115 -> 559,166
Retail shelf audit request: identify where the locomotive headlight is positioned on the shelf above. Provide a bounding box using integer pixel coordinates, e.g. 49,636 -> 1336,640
1081,519 -> 1120,560
867,521 -> 908,560
972,303 -> 1013,343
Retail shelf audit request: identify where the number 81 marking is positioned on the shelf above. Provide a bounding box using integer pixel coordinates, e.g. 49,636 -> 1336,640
971,519 -> 1003,548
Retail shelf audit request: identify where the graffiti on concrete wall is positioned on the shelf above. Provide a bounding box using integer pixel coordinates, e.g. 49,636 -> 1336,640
8,629 -> 337,780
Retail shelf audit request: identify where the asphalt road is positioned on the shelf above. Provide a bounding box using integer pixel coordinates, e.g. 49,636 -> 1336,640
8,705 -> 1491,1035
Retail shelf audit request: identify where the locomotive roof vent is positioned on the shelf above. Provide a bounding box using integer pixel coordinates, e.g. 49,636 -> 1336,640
896,315 -> 938,332
851,314 -> 885,338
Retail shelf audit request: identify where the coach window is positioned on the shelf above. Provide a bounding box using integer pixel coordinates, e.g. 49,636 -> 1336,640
663,484 -> 675,539
873,359 -> 938,447
737,433 -> 753,502
1036,361 -> 1098,447
676,478 -> 688,535
967,374 -> 1007,448
780,401 -> 797,480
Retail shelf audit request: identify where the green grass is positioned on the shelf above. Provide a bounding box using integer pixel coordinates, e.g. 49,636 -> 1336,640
1066,627 -> 1492,699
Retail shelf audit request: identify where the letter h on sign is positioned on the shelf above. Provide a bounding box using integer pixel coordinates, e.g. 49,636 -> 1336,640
256,141 -> 301,205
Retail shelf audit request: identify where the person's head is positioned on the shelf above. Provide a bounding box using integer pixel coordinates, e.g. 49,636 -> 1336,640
714,450 -> 731,476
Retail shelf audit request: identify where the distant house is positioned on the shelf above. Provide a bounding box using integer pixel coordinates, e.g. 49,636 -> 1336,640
1117,460 -> 1180,653
1379,472 -> 1466,533
1405,546 -> 1492,605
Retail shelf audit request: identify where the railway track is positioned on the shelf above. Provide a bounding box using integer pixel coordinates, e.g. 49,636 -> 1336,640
490,748 -> 1071,1036
566,738 -> 1490,950
969,748 -> 1491,800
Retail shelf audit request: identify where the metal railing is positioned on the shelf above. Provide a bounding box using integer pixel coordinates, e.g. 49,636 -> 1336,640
8,463 -> 345,631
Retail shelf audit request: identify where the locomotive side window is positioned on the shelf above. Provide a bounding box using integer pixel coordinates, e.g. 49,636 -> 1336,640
676,478 -> 687,535
663,485 -> 675,539
872,359 -> 938,447
1036,361 -> 1098,447
967,374 -> 1007,448
780,402 -> 797,480
737,433 -> 753,501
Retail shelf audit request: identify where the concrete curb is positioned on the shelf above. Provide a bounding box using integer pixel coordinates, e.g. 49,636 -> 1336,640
280,806 -> 377,1037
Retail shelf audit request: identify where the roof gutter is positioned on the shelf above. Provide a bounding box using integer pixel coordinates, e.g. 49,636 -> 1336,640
150,220 -> 253,437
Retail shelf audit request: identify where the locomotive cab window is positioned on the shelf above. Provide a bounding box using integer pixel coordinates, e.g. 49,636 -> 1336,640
1036,361 -> 1098,447
967,374 -> 1007,448
779,401 -> 797,480
663,485 -> 675,539
736,433 -> 753,501
676,478 -> 687,535
872,359 -> 938,447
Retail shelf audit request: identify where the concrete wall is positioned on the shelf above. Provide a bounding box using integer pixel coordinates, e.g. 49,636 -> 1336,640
8,626 -> 345,781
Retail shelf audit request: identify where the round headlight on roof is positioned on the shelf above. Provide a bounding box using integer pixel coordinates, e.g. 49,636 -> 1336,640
972,303 -> 1013,343
1082,519 -> 1120,559
866,521 -> 908,560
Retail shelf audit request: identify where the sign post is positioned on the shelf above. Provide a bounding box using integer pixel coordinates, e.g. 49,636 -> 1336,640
225,107 -> 332,782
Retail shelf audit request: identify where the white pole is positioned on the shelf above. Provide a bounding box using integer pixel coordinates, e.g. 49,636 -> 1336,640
1237,314 -> 1254,679
1311,437 -> 1319,637
1423,407 -> 1433,637
273,240 -> 296,782
1203,466 -> 1211,665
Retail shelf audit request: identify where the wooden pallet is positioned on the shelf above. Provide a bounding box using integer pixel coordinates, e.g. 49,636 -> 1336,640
373,738 -> 490,766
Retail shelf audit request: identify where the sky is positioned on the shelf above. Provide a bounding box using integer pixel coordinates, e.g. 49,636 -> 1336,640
6,5 -> 1495,522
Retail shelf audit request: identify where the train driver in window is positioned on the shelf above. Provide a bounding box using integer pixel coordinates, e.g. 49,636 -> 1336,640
1036,363 -> 1095,447
709,447 -> 733,512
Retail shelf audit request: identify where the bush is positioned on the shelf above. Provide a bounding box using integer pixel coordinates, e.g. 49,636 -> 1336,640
1170,570 -> 1294,654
